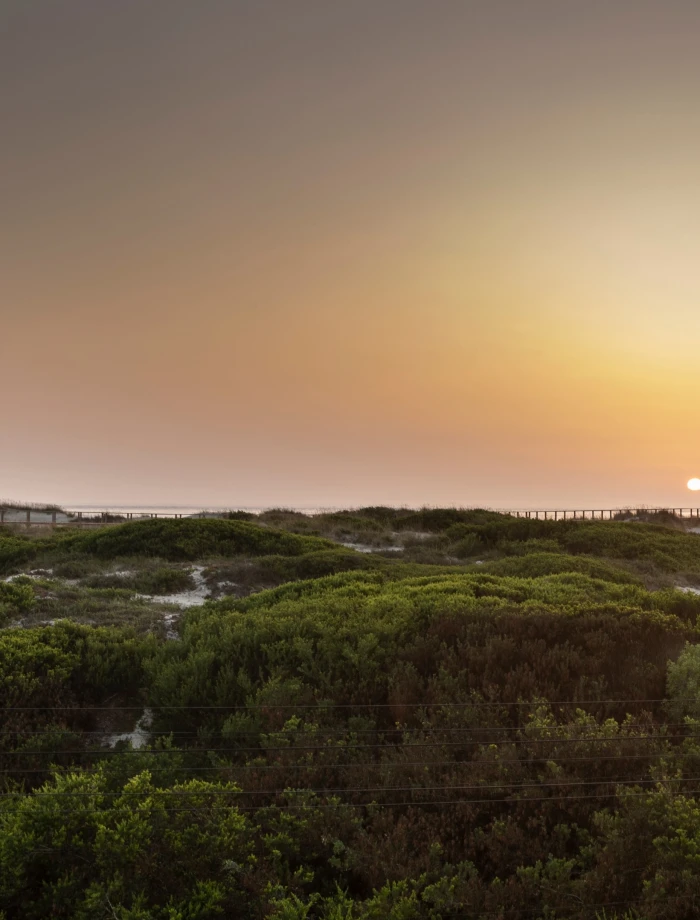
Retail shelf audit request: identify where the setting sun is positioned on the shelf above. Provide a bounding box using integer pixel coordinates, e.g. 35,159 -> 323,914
688,479 -> 700,491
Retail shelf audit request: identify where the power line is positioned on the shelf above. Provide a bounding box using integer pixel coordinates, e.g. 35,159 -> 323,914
0,697 -> 682,711
0,722 -> 678,736
434,900 -> 695,920
0,788 -> 694,814
417,895 -> 700,920
1,732 -> 688,755
0,750 -> 679,775
1,774 -> 694,798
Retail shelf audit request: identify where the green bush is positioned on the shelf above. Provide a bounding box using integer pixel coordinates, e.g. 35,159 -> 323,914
147,571 -> 695,723
451,533 -> 484,558
5,510 -> 700,918
397,508 -> 509,533
64,518 -> 336,561
0,535 -> 40,575
496,538 -> 564,556
666,641 -> 700,719
0,581 -> 35,625
481,552 -> 641,584
84,567 -> 195,595
0,768 -> 251,920
0,622 -> 150,711
53,557 -> 103,579
560,522 -> 700,572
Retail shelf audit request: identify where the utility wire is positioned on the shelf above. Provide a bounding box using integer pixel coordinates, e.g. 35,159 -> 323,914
0,723 -> 677,737
0,697 -> 684,711
2,774 -> 696,798
0,788 -> 694,814
1,733 -> 694,755
0,750 -> 681,775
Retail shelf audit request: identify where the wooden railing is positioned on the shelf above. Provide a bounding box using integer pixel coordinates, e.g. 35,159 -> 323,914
0,509 -> 208,527
509,508 -> 700,521
2,507 -> 700,528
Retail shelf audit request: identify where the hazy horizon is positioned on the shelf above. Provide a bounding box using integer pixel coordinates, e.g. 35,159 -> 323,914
3,1 -> 700,509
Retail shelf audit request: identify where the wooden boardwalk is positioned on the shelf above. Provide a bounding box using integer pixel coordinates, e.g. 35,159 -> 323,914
2,507 -> 700,528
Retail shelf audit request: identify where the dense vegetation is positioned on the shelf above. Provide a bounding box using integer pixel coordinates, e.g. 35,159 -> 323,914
3,510 -> 700,917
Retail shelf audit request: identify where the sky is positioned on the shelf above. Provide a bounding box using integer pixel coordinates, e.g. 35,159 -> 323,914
2,0 -> 700,510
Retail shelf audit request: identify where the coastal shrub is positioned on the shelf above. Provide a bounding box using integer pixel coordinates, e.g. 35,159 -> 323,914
134,567 -> 196,594
0,622 -> 154,790
496,538 -> 563,556
0,622 -> 149,710
315,513 -> 386,534
0,581 -> 35,625
579,788 -> 700,917
84,567 -> 195,595
342,506 -> 405,525
258,549 -> 377,582
559,522 -> 700,572
147,571 -> 695,727
451,533 -> 484,558
481,552 -> 641,584
666,641 -> 700,719
396,508 -> 509,533
52,556 -> 104,579
0,535 -> 41,575
65,518 -> 335,561
5,511 -> 700,918
0,768 -> 251,920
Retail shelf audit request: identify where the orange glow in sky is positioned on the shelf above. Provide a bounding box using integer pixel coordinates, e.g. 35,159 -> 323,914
2,1 -> 700,508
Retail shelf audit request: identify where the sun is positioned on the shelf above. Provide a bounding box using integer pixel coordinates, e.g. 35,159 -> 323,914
688,479 -> 700,491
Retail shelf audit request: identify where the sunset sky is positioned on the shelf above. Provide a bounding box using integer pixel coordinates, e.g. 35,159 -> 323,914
3,1 -> 700,509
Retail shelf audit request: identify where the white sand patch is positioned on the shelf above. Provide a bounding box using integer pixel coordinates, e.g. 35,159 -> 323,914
2,569 -> 53,583
340,542 -> 403,553
104,708 -> 154,749
392,531 -> 434,541
134,566 -> 210,640
678,586 -> 700,595
340,542 -> 374,553
162,612 -> 180,640
142,565 -> 210,608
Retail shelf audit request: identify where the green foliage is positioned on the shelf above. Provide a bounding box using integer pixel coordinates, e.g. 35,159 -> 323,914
450,533 -> 484,559
148,571 -> 695,720
406,515 -> 700,573
666,641 -> 700,719
84,567 -> 196,595
0,768 -> 251,919
0,622 -> 149,709
52,556 -> 104,579
256,550 -> 379,583
560,522 -> 700,572
0,582 -> 35,625
204,551 -> 379,601
0,535 -> 42,576
6,510 -> 700,916
67,519 -> 335,561
481,552 -> 641,584
314,514 -> 386,535
396,507 -> 508,533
